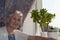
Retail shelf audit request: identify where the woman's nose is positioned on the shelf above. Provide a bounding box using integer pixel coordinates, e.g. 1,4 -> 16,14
15,19 -> 19,24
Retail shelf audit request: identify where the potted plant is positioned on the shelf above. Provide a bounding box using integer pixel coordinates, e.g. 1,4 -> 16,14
31,8 -> 55,32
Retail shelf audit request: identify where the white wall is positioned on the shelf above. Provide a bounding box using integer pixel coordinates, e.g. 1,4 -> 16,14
23,0 -> 42,36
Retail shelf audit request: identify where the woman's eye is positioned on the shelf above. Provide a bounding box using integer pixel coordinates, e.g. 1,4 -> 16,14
18,19 -> 20,21
13,18 -> 16,20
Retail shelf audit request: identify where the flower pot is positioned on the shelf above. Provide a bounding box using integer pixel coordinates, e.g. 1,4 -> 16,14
48,32 -> 58,39
41,32 -> 48,37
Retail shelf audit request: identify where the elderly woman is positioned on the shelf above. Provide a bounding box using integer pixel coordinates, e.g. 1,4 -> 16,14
0,10 -> 27,40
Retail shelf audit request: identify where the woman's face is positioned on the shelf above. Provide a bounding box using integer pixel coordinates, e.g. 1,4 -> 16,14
9,13 -> 21,29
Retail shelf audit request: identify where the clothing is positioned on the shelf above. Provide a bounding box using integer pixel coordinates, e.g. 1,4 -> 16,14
8,34 -> 15,40
0,27 -> 28,40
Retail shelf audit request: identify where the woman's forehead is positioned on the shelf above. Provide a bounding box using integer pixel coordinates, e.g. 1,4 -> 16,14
13,14 -> 21,18
7,13 -> 20,19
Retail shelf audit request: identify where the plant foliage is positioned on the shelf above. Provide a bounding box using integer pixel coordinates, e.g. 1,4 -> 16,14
31,8 -> 55,31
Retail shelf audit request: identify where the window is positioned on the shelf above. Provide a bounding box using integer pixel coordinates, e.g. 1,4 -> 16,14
42,0 -> 60,28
